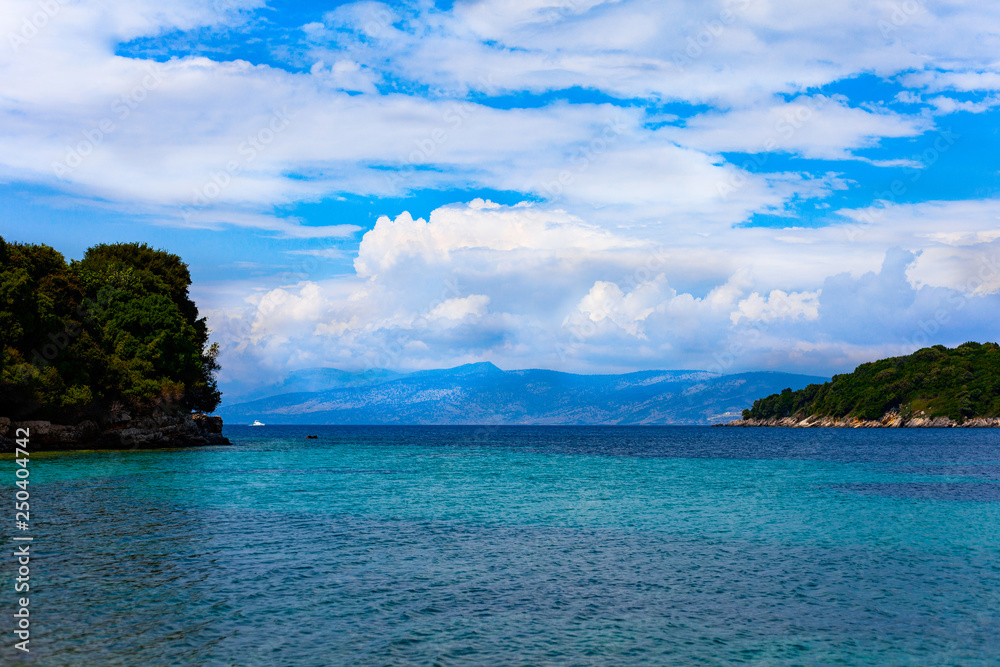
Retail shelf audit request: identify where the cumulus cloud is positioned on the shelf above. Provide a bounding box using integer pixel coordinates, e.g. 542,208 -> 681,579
196,195 -> 1000,396
429,295 -> 491,321
568,278 -> 667,337
184,208 -> 923,394
835,199 -> 1000,295
354,199 -> 639,277
731,290 -> 821,325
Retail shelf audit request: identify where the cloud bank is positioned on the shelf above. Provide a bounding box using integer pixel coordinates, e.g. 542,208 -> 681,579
2,0 -> 1000,390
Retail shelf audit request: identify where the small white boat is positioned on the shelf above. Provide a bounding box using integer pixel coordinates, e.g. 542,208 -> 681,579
251,420 -> 265,426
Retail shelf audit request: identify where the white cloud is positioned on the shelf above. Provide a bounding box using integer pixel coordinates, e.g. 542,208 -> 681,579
200,196 -> 1000,390
926,95 -> 1000,115
429,295 -> 491,321
174,209 -> 361,239
732,290 -> 821,325
6,0 -> 997,240
568,278 -> 667,337
354,199 -> 642,278
319,0 -> 1000,106
908,245 -> 1000,295
308,59 -> 380,94
453,0 -> 623,37
675,96 -> 928,160
905,70 -> 1000,93
837,200 -> 1000,292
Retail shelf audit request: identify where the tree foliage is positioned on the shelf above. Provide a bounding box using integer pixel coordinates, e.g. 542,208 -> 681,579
0,237 -> 221,421
743,342 -> 1000,423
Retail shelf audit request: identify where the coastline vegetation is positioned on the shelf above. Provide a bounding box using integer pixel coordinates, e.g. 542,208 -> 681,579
0,237 -> 220,422
743,342 -> 1000,423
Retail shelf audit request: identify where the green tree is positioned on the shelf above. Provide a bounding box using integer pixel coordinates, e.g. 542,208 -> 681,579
744,342 -> 1000,423
0,237 -> 221,421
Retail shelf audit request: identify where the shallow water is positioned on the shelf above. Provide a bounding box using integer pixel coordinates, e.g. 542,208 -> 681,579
7,426 -> 1000,665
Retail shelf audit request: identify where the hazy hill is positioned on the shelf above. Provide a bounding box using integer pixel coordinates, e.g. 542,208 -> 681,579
217,362 -> 827,425
224,367 -> 404,404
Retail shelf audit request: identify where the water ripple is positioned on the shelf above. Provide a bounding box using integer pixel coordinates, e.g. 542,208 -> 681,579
9,426 -> 1000,665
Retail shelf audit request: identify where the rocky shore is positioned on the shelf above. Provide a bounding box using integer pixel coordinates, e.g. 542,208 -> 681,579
0,412 -> 231,452
719,413 -> 1000,428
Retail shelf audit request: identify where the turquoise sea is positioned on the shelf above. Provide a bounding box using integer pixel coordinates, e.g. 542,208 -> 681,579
8,426 -> 1000,665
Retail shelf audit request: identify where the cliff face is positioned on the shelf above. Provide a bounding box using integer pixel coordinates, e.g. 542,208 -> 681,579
720,412 -> 1000,428
0,412 -> 230,452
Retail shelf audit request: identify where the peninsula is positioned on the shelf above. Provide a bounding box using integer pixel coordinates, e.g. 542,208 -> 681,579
724,342 -> 1000,428
0,238 -> 228,451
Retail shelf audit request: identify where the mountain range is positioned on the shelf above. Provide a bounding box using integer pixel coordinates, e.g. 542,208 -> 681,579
216,363 -> 828,425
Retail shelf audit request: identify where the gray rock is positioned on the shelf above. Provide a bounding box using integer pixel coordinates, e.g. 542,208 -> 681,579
718,412 -> 1000,428
0,413 -> 232,452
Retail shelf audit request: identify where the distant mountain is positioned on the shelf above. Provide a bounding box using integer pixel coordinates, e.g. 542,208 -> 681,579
216,362 -> 827,425
222,367 -> 405,404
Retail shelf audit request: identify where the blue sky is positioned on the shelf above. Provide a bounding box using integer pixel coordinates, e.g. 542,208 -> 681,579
3,0 -> 1000,396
